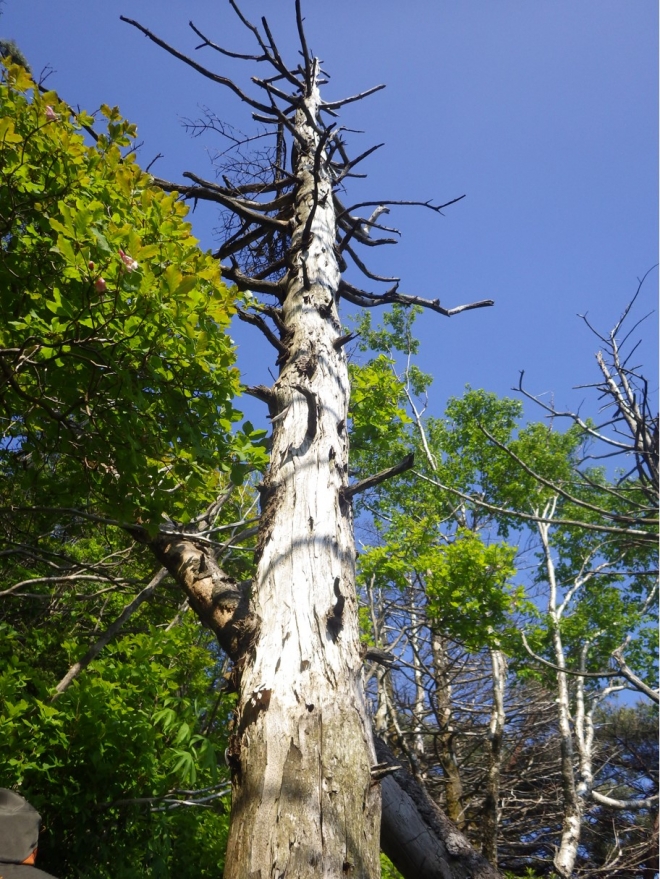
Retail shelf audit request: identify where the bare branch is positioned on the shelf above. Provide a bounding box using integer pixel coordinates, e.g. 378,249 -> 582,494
153,172 -> 290,231
258,14 -> 301,90
0,573 -> 125,598
337,194 -> 466,220
411,471 -> 656,543
244,384 -> 275,405
343,243 -> 400,283
98,783 -> 232,812
236,307 -> 288,358
339,279 -> 494,318
322,83 -> 387,111
119,16 -> 275,115
294,0 -> 312,87
51,568 -> 169,700
343,453 -> 415,501
251,76 -> 299,107
520,633 -> 620,681
611,647 -> 659,703
188,19 -> 263,61
478,425 -> 658,528
220,264 -> 286,297
182,171 -> 294,213
333,331 -> 360,350
337,215 -> 398,249
331,142 -> 385,184
591,790 -> 659,810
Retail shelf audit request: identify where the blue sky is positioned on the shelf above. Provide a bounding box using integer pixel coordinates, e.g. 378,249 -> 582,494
2,0 -> 657,428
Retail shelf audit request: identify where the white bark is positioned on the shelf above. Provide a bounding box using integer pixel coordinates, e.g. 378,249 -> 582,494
537,503 -> 582,879
410,585 -> 428,760
431,633 -> 465,827
223,65 -> 380,878
482,648 -> 506,865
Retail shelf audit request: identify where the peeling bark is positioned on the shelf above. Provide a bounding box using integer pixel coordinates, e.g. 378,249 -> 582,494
151,535 -> 257,662
538,508 -> 582,879
153,535 -> 504,878
223,64 -> 380,879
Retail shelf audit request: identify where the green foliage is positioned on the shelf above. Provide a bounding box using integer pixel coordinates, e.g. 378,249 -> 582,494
353,307 -> 656,682
349,354 -> 411,456
0,62 -> 265,525
359,520 -> 521,650
0,615 -> 234,879
424,528 -> 519,649
425,389 -> 583,527
0,65 -> 266,879
380,852 -> 404,878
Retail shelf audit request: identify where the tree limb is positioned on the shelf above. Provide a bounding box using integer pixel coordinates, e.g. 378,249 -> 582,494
591,790 -> 659,810
322,83 -> 386,111
611,647 -> 659,703
236,307 -> 288,358
520,633 -> 620,681
412,471 -> 656,544
376,737 -> 503,879
343,453 -> 415,500
51,567 -> 168,700
120,16 -> 275,115
478,425 -> 658,528
339,279 -> 494,318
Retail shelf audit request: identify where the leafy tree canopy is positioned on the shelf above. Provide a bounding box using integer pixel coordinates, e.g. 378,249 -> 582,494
0,62 -> 265,528
0,62 -> 266,879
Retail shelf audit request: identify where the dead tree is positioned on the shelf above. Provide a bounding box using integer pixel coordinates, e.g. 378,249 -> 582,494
122,4 -> 494,877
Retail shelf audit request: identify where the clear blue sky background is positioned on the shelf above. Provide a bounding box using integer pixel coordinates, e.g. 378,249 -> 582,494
3,0 -> 657,428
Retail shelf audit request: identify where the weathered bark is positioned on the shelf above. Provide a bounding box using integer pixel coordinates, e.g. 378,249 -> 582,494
376,738 -> 502,879
154,535 -> 505,878
151,535 -> 257,662
223,65 -> 380,878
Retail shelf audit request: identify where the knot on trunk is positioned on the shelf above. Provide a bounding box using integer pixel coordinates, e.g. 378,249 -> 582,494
326,576 -> 345,641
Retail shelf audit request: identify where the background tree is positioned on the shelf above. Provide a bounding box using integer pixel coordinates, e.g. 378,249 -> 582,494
350,299 -> 657,876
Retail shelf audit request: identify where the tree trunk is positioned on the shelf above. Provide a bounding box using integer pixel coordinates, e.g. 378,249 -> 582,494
481,648 -> 506,865
432,633 -> 466,827
376,738 -> 502,879
410,585 -> 428,762
538,510 -> 582,879
223,64 -> 380,878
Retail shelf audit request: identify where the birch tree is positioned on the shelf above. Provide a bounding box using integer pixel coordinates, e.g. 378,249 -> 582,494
120,4 -> 495,877
350,298 -> 657,876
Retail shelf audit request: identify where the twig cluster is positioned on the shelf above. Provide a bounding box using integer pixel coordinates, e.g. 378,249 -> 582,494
120,1 -> 493,360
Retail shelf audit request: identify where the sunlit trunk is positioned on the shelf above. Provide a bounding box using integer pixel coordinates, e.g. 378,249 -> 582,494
223,64 -> 380,879
538,509 -> 581,878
